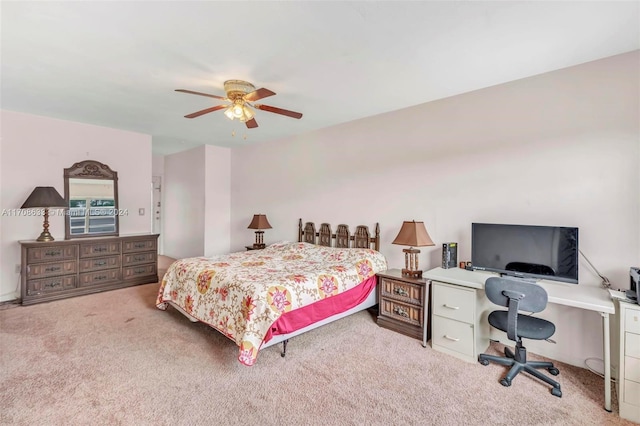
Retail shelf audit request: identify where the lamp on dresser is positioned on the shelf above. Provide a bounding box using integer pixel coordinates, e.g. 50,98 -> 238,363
247,214 -> 272,249
20,186 -> 67,242
392,220 -> 435,278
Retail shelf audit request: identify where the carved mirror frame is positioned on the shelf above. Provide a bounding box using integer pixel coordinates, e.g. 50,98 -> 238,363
64,160 -> 119,240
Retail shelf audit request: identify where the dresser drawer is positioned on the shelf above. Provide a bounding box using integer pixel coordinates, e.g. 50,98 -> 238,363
79,255 -> 120,272
432,283 -> 475,324
27,261 -> 77,279
626,308 -> 640,334
122,251 -> 156,266
80,242 -> 121,258
123,238 -> 157,253
379,297 -> 423,327
431,315 -> 475,358
26,276 -> 76,296
123,263 -> 157,280
79,269 -> 120,287
379,276 -> 423,305
27,246 -> 77,263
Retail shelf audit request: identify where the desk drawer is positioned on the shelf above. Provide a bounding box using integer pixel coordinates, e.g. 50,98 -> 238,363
625,356 -> 640,383
432,315 -> 474,358
626,308 -> 640,334
432,283 -> 475,324
624,379 -> 640,406
626,332 -> 640,359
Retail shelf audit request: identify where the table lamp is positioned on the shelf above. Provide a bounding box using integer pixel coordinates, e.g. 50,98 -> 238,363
392,220 -> 435,278
21,186 -> 67,242
247,214 -> 272,249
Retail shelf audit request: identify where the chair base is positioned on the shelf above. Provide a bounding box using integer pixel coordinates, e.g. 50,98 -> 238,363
478,344 -> 562,397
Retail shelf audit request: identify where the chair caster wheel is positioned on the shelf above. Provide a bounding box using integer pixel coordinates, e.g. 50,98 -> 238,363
479,358 -> 489,366
551,388 -> 562,397
500,378 -> 511,387
548,367 -> 560,376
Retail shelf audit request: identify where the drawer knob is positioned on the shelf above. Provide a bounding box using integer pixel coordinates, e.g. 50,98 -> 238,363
393,306 -> 409,318
444,335 -> 460,342
443,304 -> 460,310
393,287 -> 409,297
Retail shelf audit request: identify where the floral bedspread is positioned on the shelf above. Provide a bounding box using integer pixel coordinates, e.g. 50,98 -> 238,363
156,241 -> 387,366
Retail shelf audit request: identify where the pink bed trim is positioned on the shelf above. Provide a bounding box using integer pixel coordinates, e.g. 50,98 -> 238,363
262,275 -> 377,345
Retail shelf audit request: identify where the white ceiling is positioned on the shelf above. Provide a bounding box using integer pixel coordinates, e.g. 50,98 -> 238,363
2,1 -> 638,155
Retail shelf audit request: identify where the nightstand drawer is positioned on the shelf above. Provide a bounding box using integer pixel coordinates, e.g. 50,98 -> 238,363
379,277 -> 423,305
432,283 -> 475,323
380,298 -> 423,327
431,315 -> 474,358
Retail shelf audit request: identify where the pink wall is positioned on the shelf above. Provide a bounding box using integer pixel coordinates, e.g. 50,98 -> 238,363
162,145 -> 231,259
0,110 -> 153,301
229,51 -> 639,367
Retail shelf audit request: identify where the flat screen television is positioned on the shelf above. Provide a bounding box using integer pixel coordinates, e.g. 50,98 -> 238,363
471,223 -> 579,284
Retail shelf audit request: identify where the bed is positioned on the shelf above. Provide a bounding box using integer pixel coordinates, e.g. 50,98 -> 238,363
156,219 -> 387,366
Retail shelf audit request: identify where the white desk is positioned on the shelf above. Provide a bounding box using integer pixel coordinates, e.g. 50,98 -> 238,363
424,267 -> 615,412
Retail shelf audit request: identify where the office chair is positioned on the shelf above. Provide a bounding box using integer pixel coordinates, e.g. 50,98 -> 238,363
478,277 -> 562,397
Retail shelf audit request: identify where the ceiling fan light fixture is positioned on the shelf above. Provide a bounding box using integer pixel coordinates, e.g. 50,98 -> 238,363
232,104 -> 244,118
242,105 -> 255,121
224,107 -> 234,120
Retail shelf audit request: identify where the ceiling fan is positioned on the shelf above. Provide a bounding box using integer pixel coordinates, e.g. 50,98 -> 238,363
176,80 -> 303,129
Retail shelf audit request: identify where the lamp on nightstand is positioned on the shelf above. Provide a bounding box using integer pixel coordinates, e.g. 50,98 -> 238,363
392,220 -> 435,278
247,214 -> 272,249
20,186 -> 67,242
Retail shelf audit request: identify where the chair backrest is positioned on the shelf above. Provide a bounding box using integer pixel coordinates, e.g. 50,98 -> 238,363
485,276 -> 548,313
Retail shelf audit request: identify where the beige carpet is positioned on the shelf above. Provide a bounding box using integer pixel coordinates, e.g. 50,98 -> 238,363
0,282 -> 635,426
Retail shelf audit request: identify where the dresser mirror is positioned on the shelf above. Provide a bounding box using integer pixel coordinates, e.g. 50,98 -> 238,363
64,160 -> 119,239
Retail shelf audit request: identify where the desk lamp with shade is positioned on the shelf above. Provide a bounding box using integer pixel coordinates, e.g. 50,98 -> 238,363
247,214 -> 272,249
20,186 -> 67,242
392,220 -> 435,278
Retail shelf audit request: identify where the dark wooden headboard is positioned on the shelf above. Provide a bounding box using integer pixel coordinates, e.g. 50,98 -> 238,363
297,218 -> 380,251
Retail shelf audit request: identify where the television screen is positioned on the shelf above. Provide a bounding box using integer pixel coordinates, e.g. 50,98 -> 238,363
471,223 -> 579,284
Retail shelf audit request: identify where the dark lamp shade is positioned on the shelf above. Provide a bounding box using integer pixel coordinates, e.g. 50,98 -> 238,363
247,214 -> 272,230
392,221 -> 435,247
21,187 -> 67,209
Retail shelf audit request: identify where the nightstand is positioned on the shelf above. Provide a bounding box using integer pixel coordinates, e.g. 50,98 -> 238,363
376,269 -> 430,347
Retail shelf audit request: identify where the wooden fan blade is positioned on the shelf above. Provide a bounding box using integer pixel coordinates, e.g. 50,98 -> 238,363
244,88 -> 276,102
256,104 -> 303,119
245,118 -> 258,129
184,105 -> 227,119
175,89 -> 226,100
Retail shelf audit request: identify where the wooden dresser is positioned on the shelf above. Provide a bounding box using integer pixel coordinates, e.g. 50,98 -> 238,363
20,234 -> 159,305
